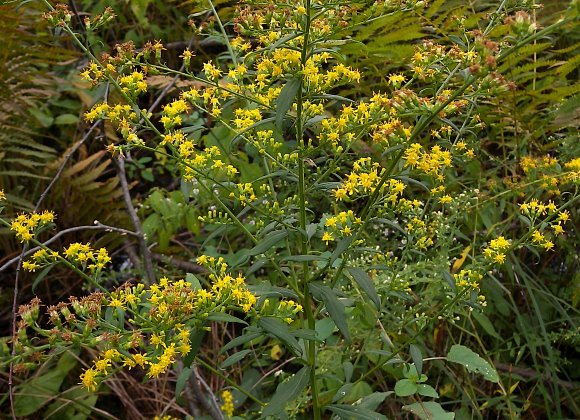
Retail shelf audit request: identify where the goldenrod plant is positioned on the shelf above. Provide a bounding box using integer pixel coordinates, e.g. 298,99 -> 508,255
0,0 -> 578,418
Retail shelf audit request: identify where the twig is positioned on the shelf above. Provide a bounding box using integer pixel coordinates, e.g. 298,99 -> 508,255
9,119 -> 99,419
112,156 -> 155,284
8,243 -> 27,420
35,121 -> 99,211
189,365 -> 224,420
150,253 -> 204,274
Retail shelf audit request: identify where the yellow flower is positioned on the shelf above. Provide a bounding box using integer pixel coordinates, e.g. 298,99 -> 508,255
23,261 -> 40,272
322,232 -> 334,245
221,390 -> 234,417
80,368 -> 99,391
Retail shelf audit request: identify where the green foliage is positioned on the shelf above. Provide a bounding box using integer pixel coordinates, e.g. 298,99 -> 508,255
0,0 -> 578,419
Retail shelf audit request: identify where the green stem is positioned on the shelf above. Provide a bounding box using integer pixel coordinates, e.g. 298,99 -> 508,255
207,0 -> 238,67
294,1 -> 320,418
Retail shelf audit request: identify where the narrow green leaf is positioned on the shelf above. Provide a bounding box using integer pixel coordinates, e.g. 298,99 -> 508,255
358,392 -> 392,411
409,344 -> 423,376
275,78 -> 301,128
14,352 -> 78,416
332,383 -> 353,403
310,282 -> 350,342
182,329 -> 205,366
221,349 -> 253,369
472,312 -> 501,339
207,312 -> 248,325
249,230 -> 288,256
220,330 -> 264,354
32,264 -> 56,293
262,366 -> 311,417
258,317 -> 302,355
185,273 -> 202,290
175,367 -> 192,398
347,267 -> 380,309
447,344 -> 499,383
327,404 -> 387,420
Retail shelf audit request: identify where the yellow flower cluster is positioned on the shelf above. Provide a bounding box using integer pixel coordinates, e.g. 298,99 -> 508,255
406,217 -> 435,250
84,103 -> 137,124
519,199 -> 557,220
10,211 -> 55,242
160,98 -> 189,129
323,210 -> 363,244
531,230 -> 555,251
333,158 -> 406,203
260,298 -> 303,324
388,73 -> 406,88
564,157 -> 580,183
176,145 -> 238,182
0,189 -> 5,201
76,267 -> 263,391
228,182 -> 258,206
22,248 -> 59,272
369,116 -> 413,148
80,62 -> 108,83
453,269 -> 486,307
203,61 -> 222,81
404,143 -> 453,182
221,390 -> 234,417
118,71 -> 148,97
520,155 -> 558,174
197,255 -> 257,312
430,185 -> 453,205
483,236 -> 511,264
233,108 -> 262,131
64,243 -> 111,273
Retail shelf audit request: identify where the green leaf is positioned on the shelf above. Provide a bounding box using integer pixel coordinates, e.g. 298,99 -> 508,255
403,402 -> 455,420
315,317 -> 336,341
182,329 -> 205,366
220,330 -> 264,354
221,349 -> 253,368
262,366 -> 311,417
358,392 -> 392,411
394,379 -> 418,397
276,78 -> 301,128
409,344 -> 423,376
310,282 -> 350,342
175,367 -> 192,398
332,383 -> 353,402
28,108 -> 53,127
185,273 -> 202,290
32,264 -> 56,293
258,317 -> 302,355
472,312 -> 501,339
347,267 -> 381,309
417,384 -> 439,398
249,230 -> 288,256
54,114 -> 80,125
447,344 -> 499,383
14,352 -> 78,416
207,312 -> 248,325
327,404 -> 387,420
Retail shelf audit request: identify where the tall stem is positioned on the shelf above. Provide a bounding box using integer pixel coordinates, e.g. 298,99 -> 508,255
295,1 -> 320,419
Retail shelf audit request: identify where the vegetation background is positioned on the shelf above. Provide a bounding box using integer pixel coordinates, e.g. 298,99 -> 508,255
0,0 -> 578,419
